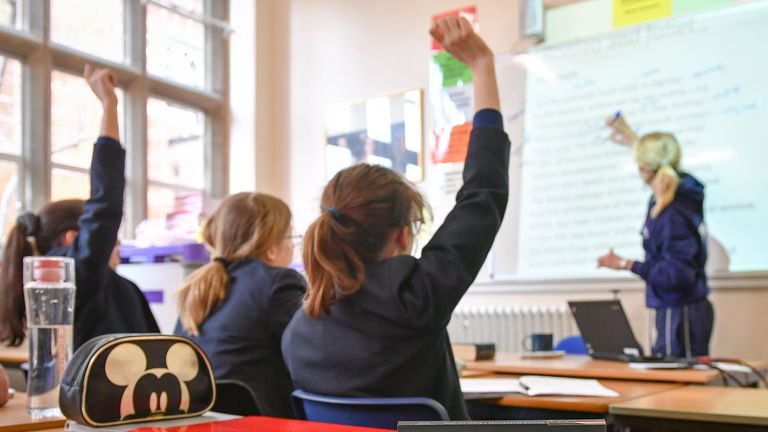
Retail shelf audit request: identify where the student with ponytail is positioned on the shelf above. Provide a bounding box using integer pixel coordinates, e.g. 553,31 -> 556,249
281,17 -> 510,420
599,115 -> 713,358
174,192 -> 306,418
0,66 -> 159,349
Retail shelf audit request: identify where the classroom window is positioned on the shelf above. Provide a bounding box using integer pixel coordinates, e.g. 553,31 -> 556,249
0,1 -> 228,245
50,0 -> 124,63
147,97 -> 205,188
0,0 -> 18,29
0,56 -> 20,238
146,0 -> 206,89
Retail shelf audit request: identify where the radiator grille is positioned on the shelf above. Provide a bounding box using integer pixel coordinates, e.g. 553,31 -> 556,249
447,305 -> 577,353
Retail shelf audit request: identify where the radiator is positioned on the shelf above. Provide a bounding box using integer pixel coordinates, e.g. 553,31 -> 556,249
448,305 -> 577,353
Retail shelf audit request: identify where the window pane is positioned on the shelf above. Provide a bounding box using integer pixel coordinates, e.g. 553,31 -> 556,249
0,56 -> 21,155
51,168 -> 89,201
0,0 -> 19,28
50,0 -> 124,63
147,184 -> 202,230
0,160 -> 19,242
146,1 -> 205,88
147,97 -> 205,188
51,70 -> 124,170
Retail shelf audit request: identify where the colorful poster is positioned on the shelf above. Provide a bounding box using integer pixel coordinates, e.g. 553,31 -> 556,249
429,6 -> 478,165
613,0 -> 671,27
430,123 -> 472,164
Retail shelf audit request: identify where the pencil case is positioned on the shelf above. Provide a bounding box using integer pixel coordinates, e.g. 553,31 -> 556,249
59,334 -> 216,427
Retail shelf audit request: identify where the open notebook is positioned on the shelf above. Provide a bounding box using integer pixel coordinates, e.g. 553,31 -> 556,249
460,376 -> 619,398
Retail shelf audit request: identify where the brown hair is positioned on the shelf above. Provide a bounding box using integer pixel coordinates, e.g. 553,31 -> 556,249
0,200 -> 84,346
303,164 -> 428,318
634,132 -> 682,218
177,193 -> 292,335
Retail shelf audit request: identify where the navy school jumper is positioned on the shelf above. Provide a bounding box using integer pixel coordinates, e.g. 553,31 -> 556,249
630,173 -> 713,357
281,110 -> 510,420
48,137 -> 159,349
174,260 -> 307,418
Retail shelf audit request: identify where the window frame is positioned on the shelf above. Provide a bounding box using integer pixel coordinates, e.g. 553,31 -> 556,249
0,0 -> 228,236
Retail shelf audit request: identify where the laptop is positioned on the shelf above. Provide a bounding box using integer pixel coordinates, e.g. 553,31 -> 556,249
567,300 -> 682,363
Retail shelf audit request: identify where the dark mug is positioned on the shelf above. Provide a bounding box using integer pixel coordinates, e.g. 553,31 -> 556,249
522,333 -> 553,352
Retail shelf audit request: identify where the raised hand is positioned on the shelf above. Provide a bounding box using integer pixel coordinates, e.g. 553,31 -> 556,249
84,64 -> 119,140
430,16 -> 499,112
605,112 -> 638,147
84,64 -> 118,108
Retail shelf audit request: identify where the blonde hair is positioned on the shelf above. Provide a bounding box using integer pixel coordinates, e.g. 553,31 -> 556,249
634,132 -> 682,218
303,164 -> 428,319
177,193 -> 292,335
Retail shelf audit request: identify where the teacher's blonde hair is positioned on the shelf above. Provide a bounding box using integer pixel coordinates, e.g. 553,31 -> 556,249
634,132 -> 682,219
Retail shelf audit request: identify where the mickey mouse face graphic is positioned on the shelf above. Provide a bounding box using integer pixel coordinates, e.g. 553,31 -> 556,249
104,342 -> 199,420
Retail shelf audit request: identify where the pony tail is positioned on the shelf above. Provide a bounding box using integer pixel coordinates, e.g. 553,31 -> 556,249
303,213 -> 365,319
0,224 -> 35,346
177,261 -> 230,336
651,164 -> 680,218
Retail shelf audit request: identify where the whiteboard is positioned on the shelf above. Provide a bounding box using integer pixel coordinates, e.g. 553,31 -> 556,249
492,2 -> 768,279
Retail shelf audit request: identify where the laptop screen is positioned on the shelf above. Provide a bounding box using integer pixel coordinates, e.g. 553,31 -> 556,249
567,300 -> 644,360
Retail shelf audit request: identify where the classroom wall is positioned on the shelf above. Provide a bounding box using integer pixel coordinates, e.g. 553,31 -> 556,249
242,0 -> 768,361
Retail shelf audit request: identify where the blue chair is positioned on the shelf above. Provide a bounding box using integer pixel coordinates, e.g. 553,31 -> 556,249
291,390 -> 449,430
554,335 -> 589,354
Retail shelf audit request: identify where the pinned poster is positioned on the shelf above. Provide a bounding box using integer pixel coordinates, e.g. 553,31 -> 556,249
430,123 -> 472,164
431,6 -> 478,88
613,0 -> 671,27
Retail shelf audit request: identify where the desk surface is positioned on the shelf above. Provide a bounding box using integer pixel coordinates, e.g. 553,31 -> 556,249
610,386 -> 768,426
467,375 -> 684,413
466,354 -> 720,383
0,348 -> 27,366
0,393 -> 66,432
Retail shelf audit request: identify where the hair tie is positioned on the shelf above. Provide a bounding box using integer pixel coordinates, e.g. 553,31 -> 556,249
326,207 -> 342,221
16,212 -> 40,237
213,256 -> 230,267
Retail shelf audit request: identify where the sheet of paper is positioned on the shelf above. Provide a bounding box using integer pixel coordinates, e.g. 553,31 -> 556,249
519,375 -> 619,397
460,378 -> 526,395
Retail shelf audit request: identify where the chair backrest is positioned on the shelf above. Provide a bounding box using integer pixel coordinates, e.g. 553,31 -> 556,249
213,379 -> 261,416
554,335 -> 589,354
291,390 -> 449,430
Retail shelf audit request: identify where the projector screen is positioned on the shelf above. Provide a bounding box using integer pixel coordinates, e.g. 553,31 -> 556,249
491,2 -> 768,279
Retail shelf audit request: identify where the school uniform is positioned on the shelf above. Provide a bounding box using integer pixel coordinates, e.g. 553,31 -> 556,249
281,110 -> 510,420
47,137 -> 159,349
630,173 -> 714,357
175,259 -> 306,418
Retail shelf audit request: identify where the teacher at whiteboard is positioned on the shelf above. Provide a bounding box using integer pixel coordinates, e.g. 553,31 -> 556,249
597,114 -> 714,358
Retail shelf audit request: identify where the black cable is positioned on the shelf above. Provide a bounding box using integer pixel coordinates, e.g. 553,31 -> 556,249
708,358 -> 768,388
705,363 -> 746,387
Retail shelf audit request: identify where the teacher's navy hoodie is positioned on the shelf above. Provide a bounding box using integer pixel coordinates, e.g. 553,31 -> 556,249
630,173 -> 709,309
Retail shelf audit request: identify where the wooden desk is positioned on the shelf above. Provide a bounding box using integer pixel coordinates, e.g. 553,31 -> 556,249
610,386 -> 768,431
0,393 -> 65,432
0,348 -> 27,366
465,375 -> 683,414
465,354 -> 720,383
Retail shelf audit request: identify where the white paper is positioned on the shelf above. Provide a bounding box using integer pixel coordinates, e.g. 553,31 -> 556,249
460,375 -> 619,398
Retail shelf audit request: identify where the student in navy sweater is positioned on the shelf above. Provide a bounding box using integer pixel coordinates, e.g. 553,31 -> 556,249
0,66 -> 159,349
281,17 -> 510,420
598,115 -> 714,358
175,193 -> 306,418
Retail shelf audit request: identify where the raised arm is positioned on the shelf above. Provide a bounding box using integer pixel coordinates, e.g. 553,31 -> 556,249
405,18 -> 509,328
70,66 -> 125,282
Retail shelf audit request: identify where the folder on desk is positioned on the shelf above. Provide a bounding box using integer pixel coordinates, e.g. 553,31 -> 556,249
460,376 -> 619,398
